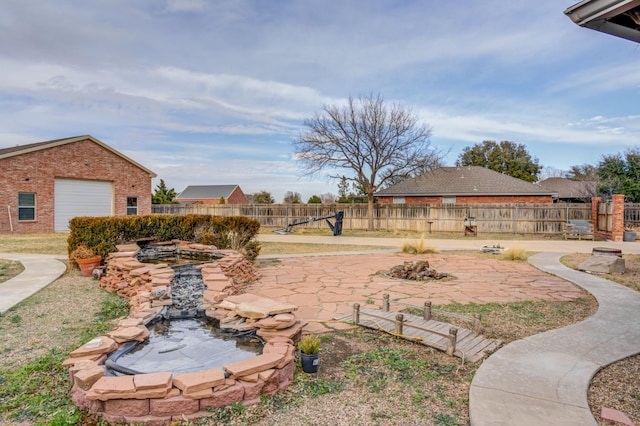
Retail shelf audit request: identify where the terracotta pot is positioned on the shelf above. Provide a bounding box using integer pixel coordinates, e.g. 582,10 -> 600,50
76,256 -> 102,277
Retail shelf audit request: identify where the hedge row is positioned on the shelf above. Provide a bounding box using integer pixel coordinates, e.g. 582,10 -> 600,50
67,215 -> 261,260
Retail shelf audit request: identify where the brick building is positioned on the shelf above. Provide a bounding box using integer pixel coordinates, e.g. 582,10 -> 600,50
175,185 -> 249,205
375,166 -> 557,204
0,135 -> 156,233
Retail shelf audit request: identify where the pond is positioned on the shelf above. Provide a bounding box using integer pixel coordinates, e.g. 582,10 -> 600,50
107,318 -> 263,376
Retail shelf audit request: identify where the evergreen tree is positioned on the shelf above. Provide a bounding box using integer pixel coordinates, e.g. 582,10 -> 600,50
252,190 -> 275,204
152,179 -> 178,204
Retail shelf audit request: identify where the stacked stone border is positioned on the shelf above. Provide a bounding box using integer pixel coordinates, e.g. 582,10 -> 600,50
64,242 -> 305,425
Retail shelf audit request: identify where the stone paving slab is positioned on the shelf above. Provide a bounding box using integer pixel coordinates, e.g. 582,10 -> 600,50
247,252 -> 586,333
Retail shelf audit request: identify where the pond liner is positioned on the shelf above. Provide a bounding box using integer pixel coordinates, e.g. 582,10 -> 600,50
105,340 -> 144,376
104,315 -> 261,378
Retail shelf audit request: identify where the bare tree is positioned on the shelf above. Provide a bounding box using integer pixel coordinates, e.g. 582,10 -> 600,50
283,191 -> 302,204
320,192 -> 336,204
294,93 -> 444,230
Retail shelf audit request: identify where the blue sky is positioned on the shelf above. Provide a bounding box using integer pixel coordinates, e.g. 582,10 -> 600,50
1,0 -> 639,202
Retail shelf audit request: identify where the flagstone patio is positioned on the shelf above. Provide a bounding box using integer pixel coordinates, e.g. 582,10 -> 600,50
248,252 -> 586,334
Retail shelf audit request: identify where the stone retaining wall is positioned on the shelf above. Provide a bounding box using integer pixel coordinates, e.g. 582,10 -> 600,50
64,242 -> 304,425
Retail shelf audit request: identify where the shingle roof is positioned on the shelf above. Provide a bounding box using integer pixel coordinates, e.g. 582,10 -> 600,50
375,166 -> 556,197
176,185 -> 239,200
538,178 -> 597,199
0,135 -> 156,177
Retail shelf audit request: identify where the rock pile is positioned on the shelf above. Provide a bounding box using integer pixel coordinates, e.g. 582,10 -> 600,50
98,241 -> 260,315
382,260 -> 450,281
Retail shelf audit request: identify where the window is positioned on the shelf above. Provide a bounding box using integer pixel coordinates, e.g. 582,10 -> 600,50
442,196 -> 456,204
127,197 -> 138,215
18,192 -> 36,221
393,197 -> 405,204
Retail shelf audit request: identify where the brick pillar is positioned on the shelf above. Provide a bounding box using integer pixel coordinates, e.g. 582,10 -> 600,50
612,194 -> 625,242
591,197 -> 600,232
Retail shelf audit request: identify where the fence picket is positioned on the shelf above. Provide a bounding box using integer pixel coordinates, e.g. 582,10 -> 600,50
151,203 -> 600,235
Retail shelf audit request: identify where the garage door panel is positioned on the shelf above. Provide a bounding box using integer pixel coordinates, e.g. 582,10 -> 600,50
54,179 -> 113,232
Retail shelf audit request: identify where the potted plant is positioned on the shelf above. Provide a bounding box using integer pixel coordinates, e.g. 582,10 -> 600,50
298,334 -> 321,373
70,245 -> 102,277
623,225 -> 637,242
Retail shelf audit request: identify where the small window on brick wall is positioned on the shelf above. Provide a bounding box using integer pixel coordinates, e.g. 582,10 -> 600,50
127,197 -> 138,215
442,196 -> 456,204
18,192 -> 36,221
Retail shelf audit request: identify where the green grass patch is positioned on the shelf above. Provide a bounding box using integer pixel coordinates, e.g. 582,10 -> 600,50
0,260 -> 24,284
0,290 -> 128,425
0,349 -> 80,424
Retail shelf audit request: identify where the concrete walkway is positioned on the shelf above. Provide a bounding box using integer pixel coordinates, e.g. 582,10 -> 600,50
0,253 -> 67,314
469,252 -> 640,426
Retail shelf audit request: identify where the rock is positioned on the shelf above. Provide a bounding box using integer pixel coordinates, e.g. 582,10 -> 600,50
579,255 -> 625,274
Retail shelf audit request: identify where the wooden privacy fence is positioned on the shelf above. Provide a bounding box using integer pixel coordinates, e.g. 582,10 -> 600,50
598,200 -> 614,233
152,203 -> 592,235
625,203 -> 640,227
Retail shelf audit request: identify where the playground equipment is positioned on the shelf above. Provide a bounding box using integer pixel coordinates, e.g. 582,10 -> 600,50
273,211 -> 344,236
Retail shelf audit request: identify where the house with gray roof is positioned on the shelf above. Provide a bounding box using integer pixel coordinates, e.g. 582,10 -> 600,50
176,185 -> 248,205
538,178 -> 597,203
374,166 -> 557,204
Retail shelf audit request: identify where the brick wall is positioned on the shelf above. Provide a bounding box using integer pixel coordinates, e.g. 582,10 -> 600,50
227,187 -> 248,204
0,139 -> 153,233
377,195 -> 552,204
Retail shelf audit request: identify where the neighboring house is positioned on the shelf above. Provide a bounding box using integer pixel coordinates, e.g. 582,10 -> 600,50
565,0 -> 640,43
375,166 -> 557,204
538,178 -> 598,203
0,135 -> 156,233
176,185 -> 248,205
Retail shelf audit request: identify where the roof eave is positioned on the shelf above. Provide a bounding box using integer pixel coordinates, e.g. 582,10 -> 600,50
0,135 -> 157,178
375,192 -> 557,197
565,0 -> 640,43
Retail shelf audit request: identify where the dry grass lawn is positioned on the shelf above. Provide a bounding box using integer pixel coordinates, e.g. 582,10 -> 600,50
0,235 -> 637,425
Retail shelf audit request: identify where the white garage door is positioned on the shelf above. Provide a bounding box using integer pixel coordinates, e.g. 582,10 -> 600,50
54,179 -> 114,232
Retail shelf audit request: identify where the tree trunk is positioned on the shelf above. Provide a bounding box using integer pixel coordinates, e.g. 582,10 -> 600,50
367,193 -> 375,231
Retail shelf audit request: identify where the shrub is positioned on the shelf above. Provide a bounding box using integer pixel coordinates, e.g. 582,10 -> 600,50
299,334 -> 321,354
401,234 -> 439,254
67,215 -> 261,260
501,247 -> 527,261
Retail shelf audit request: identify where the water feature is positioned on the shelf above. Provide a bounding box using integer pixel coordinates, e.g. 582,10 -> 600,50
108,318 -> 263,375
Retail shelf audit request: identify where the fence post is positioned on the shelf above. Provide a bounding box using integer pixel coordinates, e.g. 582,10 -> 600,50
446,327 -> 458,356
395,314 -> 404,336
382,293 -> 390,312
473,313 -> 481,335
612,194 -> 625,242
353,303 -> 360,325
385,205 -> 389,231
423,301 -> 432,321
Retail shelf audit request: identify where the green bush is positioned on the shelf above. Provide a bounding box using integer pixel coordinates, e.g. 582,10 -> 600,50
67,214 -> 261,260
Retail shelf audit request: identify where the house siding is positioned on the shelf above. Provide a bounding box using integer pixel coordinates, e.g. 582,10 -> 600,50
0,139 -> 153,233
377,195 -> 553,204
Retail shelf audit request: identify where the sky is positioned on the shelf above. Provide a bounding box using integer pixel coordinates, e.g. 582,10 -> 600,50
1,0 -> 639,203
